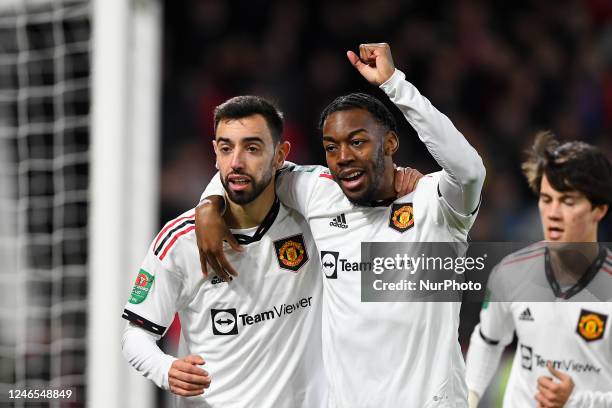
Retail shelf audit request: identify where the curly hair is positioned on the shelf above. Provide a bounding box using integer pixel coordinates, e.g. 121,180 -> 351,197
318,92 -> 397,134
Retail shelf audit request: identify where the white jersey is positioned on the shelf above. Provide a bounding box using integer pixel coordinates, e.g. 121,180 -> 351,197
279,167 -> 473,408
467,244 -> 612,408
202,69 -> 485,407
122,200 -> 327,408
205,169 -> 474,408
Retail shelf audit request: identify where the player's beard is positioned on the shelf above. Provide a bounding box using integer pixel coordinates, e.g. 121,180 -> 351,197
339,146 -> 385,206
221,166 -> 275,205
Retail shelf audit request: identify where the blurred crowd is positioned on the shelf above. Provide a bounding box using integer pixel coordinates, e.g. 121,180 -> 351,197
160,0 -> 612,240
157,4 -> 612,405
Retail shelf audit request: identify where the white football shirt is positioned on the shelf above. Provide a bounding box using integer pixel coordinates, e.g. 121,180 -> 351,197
278,167 -> 473,408
467,244 -> 612,408
122,200 -> 327,408
201,71 -> 485,408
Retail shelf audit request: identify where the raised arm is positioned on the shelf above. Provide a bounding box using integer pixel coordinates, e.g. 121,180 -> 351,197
348,43 -> 485,218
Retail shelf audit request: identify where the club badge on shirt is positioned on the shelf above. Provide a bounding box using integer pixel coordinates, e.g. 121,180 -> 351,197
274,234 -> 309,272
576,309 -> 607,342
389,203 -> 415,233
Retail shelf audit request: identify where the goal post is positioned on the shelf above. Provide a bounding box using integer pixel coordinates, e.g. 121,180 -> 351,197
0,0 -> 162,404
88,0 -> 161,406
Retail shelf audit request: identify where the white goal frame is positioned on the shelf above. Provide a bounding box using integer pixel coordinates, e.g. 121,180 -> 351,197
88,0 -> 162,406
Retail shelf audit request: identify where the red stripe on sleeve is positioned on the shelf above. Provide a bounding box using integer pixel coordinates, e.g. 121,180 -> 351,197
319,173 -> 333,179
154,213 -> 195,249
159,226 -> 196,261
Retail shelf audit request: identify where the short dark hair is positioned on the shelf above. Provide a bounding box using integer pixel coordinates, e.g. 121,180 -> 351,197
522,131 -> 612,207
318,92 -> 397,134
214,95 -> 284,143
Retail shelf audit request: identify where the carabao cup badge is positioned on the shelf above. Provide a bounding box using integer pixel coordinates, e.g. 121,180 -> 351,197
129,269 -> 155,304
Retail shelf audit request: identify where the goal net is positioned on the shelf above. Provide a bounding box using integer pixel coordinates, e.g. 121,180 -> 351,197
0,0 -> 161,406
0,0 -> 90,405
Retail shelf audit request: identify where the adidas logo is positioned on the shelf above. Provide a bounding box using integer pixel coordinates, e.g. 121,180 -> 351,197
519,308 -> 534,321
329,214 -> 348,229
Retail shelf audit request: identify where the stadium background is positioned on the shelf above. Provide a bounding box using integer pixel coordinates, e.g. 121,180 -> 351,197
0,0 -> 611,406
160,1 -> 612,406
161,0 -> 612,242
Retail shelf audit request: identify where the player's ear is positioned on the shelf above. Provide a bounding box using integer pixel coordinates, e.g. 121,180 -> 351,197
275,141 -> 291,170
593,203 -> 608,223
212,141 -> 220,169
384,131 -> 398,156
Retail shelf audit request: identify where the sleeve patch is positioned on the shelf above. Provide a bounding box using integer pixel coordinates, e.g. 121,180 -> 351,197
129,269 -> 155,304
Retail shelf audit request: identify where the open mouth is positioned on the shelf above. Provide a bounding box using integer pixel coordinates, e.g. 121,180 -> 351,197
338,170 -> 365,191
547,227 -> 564,240
227,175 -> 251,191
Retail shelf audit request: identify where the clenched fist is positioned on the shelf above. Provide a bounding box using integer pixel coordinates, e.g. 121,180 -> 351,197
347,43 -> 396,86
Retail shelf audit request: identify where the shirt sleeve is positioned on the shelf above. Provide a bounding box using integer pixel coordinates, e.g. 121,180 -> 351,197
200,172 -> 225,202
465,322 -> 507,398
121,322 -> 177,390
122,236 -> 186,338
380,69 -> 485,220
274,162 -> 330,217
465,267 -> 515,397
475,268 -> 515,344
121,227 -> 192,389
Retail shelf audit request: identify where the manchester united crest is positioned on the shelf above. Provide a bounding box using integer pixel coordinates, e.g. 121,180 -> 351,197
274,234 -> 309,272
576,309 -> 607,342
389,203 -> 414,233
